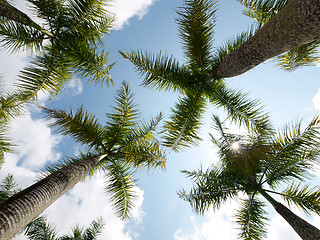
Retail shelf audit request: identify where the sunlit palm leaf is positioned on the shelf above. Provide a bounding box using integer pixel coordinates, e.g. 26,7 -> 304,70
0,174 -> 20,201
164,91 -> 206,151
235,197 -> 268,240
281,183 -> 320,216
120,50 -> 191,92
41,106 -> 106,151
177,0 -> 216,70
105,158 -> 137,220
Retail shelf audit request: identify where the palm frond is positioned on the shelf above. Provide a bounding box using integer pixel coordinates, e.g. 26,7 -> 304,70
263,115 -> 320,187
0,18 -> 45,53
163,91 -> 206,151
281,183 -> 320,216
119,50 -> 191,92
23,216 -> 58,240
0,174 -> 19,201
0,122 -> 14,167
176,0 -> 216,70
206,82 -> 273,135
235,197 -> 268,240
41,106 -> 106,151
17,52 -> 71,97
276,40 -> 320,71
178,166 -> 241,214
105,158 -> 137,220
104,82 -> 140,149
119,113 -> 166,169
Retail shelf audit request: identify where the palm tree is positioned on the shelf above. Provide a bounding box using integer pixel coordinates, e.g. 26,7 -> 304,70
0,0 -> 114,98
238,0 -> 320,72
0,174 -> 20,202
0,82 -> 166,239
211,0 -> 320,79
23,216 -> 104,240
179,115 -> 320,240
120,0 -> 272,152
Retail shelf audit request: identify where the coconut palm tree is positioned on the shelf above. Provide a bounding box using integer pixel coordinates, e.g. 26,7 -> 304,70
238,0 -> 320,71
0,82 -> 166,239
179,115 -> 320,240
211,0 -> 320,79
120,0 -> 272,152
23,216 -> 104,240
0,0 -> 114,98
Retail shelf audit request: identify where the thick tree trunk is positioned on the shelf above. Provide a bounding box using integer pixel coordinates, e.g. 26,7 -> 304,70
0,155 -> 105,240
211,0 -> 320,79
274,202 -> 320,240
0,0 -> 42,31
259,189 -> 320,240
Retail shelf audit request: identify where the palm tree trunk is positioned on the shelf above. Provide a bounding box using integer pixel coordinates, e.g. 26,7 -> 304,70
0,154 -> 106,240
0,0 -> 42,31
211,0 -> 320,79
259,189 -> 320,240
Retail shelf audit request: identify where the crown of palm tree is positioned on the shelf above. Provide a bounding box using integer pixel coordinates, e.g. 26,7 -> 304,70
238,0 -> 320,71
179,115 -> 320,239
0,0 -> 114,98
40,81 -> 166,219
120,0 -> 272,152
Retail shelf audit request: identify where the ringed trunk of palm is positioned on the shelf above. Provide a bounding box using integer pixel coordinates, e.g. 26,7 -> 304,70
259,189 -> 320,240
0,0 -> 42,31
211,0 -> 320,79
0,155 -> 106,239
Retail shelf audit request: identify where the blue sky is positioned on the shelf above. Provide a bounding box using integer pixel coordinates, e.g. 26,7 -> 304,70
1,0 -> 320,239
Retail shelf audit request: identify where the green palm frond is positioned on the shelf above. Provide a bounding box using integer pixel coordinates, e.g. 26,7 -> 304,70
0,174 -> 20,201
263,115 -> 320,187
104,82 -> 140,149
281,183 -> 320,216
120,113 -> 166,169
0,122 -> 14,166
176,0 -> 216,70
178,166 -> 241,214
65,0 -> 114,41
41,106 -> 106,151
23,216 -> 58,240
27,0 -> 63,24
17,53 -> 71,97
105,158 -> 137,220
0,18 -> 45,53
206,82 -> 273,135
164,92 -> 206,151
276,40 -> 320,71
120,50 -> 191,92
235,197 -> 268,240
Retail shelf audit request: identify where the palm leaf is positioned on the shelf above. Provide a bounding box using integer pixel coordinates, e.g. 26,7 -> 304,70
41,106 -> 106,151
164,91 -> 206,151
281,183 -> 320,216
23,216 -> 58,240
0,174 -> 20,201
176,0 -> 216,70
119,50 -> 191,92
105,158 -> 137,220
178,166 -> 241,214
235,197 -> 269,240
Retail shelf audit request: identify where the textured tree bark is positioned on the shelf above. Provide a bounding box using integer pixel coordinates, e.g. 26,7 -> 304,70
211,0 -> 320,79
274,202 -> 320,240
0,0 -> 42,31
0,155 -> 104,239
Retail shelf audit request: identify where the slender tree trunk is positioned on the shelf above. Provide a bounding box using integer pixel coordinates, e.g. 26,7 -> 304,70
0,155 -> 106,240
211,0 -> 320,79
0,0 -> 42,31
259,189 -> 320,240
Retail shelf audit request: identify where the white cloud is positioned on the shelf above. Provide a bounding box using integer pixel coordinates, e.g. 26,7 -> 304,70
108,0 -> 158,30
312,88 -> 320,111
66,78 -> 84,96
